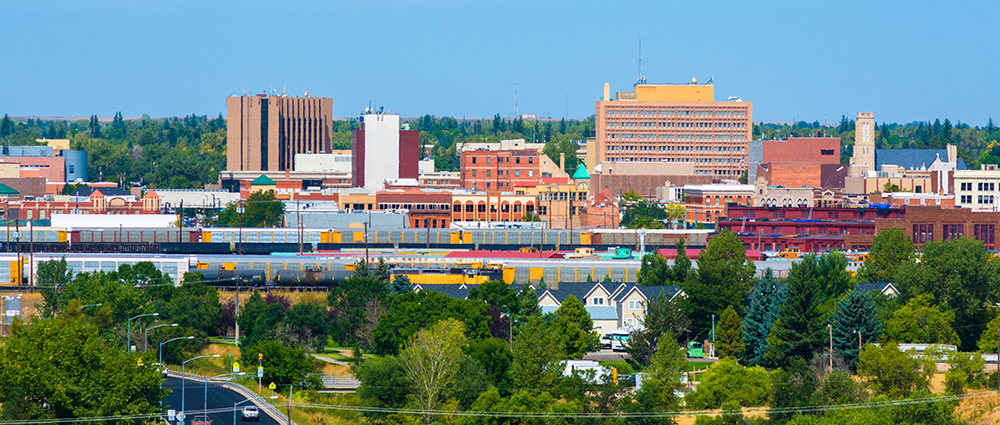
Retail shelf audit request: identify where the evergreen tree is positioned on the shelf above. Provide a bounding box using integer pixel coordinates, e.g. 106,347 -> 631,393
353,259 -> 371,278
388,274 -> 411,295
374,257 -> 391,282
672,237 -> 691,282
766,256 -> 827,369
586,274 -> 593,282
815,251 -> 852,299
602,274 -> 613,283
741,269 -> 785,367
681,230 -> 756,338
88,115 -> 101,138
638,251 -> 671,286
715,305 -> 744,359
829,290 -> 883,368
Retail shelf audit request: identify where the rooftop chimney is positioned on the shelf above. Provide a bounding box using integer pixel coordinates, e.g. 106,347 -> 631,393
560,152 -> 565,172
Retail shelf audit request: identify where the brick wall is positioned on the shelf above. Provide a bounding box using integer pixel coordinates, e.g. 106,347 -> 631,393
759,162 -> 822,188
589,174 -> 714,198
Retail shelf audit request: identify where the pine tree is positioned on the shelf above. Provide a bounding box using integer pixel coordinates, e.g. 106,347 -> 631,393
672,237 -> 691,283
602,274 -> 613,284
638,251 -> 670,286
89,115 -> 101,138
830,289 -> 883,368
715,305 -> 744,359
353,259 -> 371,278
375,257 -> 391,282
586,274 -> 594,283
388,274 -> 411,295
740,269 -> 785,367
765,256 -> 827,369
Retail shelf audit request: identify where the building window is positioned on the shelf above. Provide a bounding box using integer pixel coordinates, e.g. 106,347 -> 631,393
912,224 -> 934,243
465,204 -> 474,212
828,211 -> 839,219
472,157 -> 476,164
773,211 -> 785,219
592,297 -> 604,305
821,149 -> 834,155
943,224 -> 964,240
528,157 -> 534,164
477,204 -> 486,213
453,204 -> 461,212
975,224 -> 995,245
516,157 -> 520,164
961,182 -> 972,191
486,157 -> 491,165
515,170 -> 520,177
626,318 -> 634,327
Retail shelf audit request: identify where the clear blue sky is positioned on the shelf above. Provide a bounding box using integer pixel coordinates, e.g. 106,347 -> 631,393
1,0 -> 997,125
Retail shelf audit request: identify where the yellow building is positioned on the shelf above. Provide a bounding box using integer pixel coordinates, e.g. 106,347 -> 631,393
519,176 -> 590,229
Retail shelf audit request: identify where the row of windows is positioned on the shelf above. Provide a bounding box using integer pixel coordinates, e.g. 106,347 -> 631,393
539,191 -> 587,201
469,169 -> 535,178
740,210 -> 875,220
605,156 -> 743,167
608,144 -> 742,153
739,225 -> 862,235
469,156 -> 534,165
606,121 -> 746,129
453,203 -> 535,213
607,109 -> 746,118
377,203 -> 450,210
608,133 -> 746,141
913,223 -> 996,244
958,182 -> 1000,191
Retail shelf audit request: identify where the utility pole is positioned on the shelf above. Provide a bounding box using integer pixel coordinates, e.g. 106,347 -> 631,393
287,385 -> 294,425
828,324 -> 833,372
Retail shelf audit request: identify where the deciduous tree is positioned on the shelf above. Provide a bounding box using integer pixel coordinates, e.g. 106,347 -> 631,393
398,319 -> 468,423
884,294 -> 959,345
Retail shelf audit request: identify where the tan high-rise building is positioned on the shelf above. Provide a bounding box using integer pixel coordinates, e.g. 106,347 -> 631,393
851,112 -> 876,175
592,80 -> 753,177
226,95 -> 333,172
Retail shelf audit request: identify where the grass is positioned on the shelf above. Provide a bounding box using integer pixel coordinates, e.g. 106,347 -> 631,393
598,360 -> 636,374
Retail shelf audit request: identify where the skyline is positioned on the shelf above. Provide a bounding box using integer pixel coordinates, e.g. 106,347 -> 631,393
1,0 -> 998,125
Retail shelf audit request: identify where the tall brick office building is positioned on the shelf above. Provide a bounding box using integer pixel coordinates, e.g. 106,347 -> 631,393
226,94 -> 333,172
593,80 -> 752,177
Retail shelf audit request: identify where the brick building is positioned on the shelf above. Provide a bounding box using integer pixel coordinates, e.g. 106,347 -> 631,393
749,137 -> 841,187
875,205 -> 999,250
718,205 -> 905,251
451,191 -> 537,223
683,183 -> 755,224
376,189 -> 452,229
352,111 -> 420,190
593,81 -> 753,177
460,148 -> 540,192
11,188 -> 162,220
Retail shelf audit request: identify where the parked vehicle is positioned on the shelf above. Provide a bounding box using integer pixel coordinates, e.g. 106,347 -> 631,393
600,334 -> 612,349
610,329 -> 631,352
242,406 -> 259,422
687,341 -> 704,358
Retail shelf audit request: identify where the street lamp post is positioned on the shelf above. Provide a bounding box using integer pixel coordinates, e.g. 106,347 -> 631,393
127,313 -> 159,352
144,323 -> 178,352
160,336 -> 195,366
711,314 -> 716,358
206,372 -> 245,421
182,354 -> 221,415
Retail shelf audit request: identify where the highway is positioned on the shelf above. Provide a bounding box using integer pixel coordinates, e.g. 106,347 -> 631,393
162,376 -> 284,425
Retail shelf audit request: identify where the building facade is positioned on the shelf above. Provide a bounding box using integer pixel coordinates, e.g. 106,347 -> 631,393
352,111 -> 420,190
682,183 -> 755,223
954,166 -> 1000,211
593,81 -> 752,177
450,192 -> 537,223
226,95 -> 334,173
460,148 -> 540,192
875,205 -> 1000,250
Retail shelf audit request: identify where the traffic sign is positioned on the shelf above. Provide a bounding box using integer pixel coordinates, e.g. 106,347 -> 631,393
268,382 -> 276,390
233,362 -> 240,373
167,409 -> 176,421
257,366 -> 264,378
176,412 -> 186,422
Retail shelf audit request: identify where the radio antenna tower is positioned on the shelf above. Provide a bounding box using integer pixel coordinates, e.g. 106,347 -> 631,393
635,37 -> 646,86
514,80 -> 519,120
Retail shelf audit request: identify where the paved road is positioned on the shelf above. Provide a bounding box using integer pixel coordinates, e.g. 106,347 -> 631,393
162,376 -> 283,425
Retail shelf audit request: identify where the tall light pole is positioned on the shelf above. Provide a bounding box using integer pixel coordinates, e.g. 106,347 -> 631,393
711,314 -> 716,358
144,323 -> 178,352
206,372 -> 245,421
160,336 -> 195,366
183,354 -> 221,415
127,313 -> 159,352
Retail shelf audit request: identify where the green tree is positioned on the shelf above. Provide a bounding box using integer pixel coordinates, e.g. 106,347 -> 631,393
372,290 -> 490,355
672,237 -> 691,282
943,349 -> 985,395
631,337 -> 688,418
237,291 -> 287,350
388,274 -> 411,295
448,356 -> 491,410
893,237 -> 1000,351
741,268 -> 786,367
355,356 -> 411,419
278,301 -> 330,352
856,227 -> 913,283
715,305 -> 744,359
510,316 -> 564,394
857,342 -> 932,398
36,257 -> 73,318
769,357 -> 819,423
328,275 -> 388,346
0,314 -> 167,421
399,319 -> 468,423
215,190 -> 285,227
243,340 -> 321,392
625,290 -> 691,368
465,338 -> 514,395
554,295 -> 599,357
766,255 -> 827,369
815,251 -> 852,299
512,284 -> 541,327
468,280 -> 519,315
638,251 -> 672,286
686,358 -> 771,409
884,294 -> 960,345
682,229 -> 756,338
829,290 -> 883,368
977,315 -> 1000,353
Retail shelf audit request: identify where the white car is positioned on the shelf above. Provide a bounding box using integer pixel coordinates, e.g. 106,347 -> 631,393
242,406 -> 259,422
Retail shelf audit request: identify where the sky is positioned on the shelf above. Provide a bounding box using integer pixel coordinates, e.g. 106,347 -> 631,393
1,0 -> 998,125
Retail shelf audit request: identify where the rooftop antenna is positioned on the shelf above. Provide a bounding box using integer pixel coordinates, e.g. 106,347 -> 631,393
635,37 -> 646,86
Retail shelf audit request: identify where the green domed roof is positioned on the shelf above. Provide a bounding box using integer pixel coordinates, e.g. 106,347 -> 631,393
571,166 -> 590,180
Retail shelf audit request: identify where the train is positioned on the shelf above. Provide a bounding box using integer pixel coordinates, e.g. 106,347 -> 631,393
0,226 -> 712,255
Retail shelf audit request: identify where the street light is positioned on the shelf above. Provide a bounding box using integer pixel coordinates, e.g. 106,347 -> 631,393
182,354 -> 221,415
711,314 -> 716,358
160,336 -> 195,365
206,372 -> 245,421
144,323 -> 178,352
127,313 -> 159,352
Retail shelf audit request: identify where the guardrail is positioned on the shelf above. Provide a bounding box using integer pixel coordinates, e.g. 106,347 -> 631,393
307,373 -> 360,389
166,370 -> 297,425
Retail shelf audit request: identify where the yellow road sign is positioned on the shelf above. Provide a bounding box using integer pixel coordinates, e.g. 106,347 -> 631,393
268,382 -> 276,390
233,362 -> 240,372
